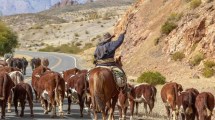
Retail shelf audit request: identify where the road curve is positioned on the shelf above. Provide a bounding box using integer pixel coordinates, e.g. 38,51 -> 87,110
7,51 -> 92,120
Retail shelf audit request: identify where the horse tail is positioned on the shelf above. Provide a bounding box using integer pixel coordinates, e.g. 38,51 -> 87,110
94,71 -> 105,111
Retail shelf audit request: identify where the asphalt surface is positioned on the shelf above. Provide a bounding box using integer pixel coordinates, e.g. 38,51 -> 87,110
5,51 -> 92,120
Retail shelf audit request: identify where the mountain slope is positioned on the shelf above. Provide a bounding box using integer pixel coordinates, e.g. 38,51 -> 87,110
114,0 -> 215,80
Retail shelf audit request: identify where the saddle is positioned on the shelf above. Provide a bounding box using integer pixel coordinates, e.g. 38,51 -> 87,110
87,66 -> 127,88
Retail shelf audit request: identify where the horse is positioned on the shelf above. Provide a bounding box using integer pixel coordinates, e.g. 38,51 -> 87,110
88,56 -> 125,120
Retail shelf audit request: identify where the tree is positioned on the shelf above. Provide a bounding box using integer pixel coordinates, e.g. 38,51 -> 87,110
0,21 -> 18,55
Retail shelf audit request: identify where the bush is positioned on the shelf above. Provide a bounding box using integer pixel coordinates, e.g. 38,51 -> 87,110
189,53 -> 204,66
190,0 -> 201,9
204,60 -> 215,68
137,71 -> 166,85
85,30 -> 89,34
171,52 -> 185,61
154,37 -> 160,46
161,21 -> 177,35
202,67 -> 214,78
0,21 -> 18,55
74,33 -> 79,37
168,13 -> 183,22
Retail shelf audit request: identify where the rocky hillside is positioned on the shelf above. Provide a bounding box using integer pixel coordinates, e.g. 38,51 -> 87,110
114,0 -> 215,80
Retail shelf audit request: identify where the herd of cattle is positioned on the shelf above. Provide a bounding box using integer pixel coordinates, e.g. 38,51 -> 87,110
0,55 -> 214,120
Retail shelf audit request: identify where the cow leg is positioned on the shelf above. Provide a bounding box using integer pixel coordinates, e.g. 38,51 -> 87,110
1,100 -> 6,119
129,101 -> 135,120
117,105 -> 122,119
27,96 -> 34,117
34,89 -> 38,102
78,94 -> 84,117
58,93 -> 64,117
67,95 -> 71,114
135,102 -> 139,115
50,93 -> 56,118
20,99 -> 25,117
122,106 -> 128,120
144,102 -> 148,114
149,100 -> 154,114
41,99 -> 48,114
165,106 -> 171,119
108,96 -> 118,120
7,93 -> 12,113
14,98 -> 19,116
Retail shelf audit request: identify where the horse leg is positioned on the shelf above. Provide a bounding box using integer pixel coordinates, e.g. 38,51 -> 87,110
108,96 -> 118,120
92,96 -> 98,120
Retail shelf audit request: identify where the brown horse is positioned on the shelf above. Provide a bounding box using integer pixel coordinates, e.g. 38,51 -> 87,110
89,56 -> 125,120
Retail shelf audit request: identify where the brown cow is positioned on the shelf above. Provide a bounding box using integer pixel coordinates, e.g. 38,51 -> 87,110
41,58 -> 49,67
37,71 -> 65,118
12,82 -> 34,117
0,66 -> 20,73
30,58 -> 41,70
176,88 -> 199,120
131,84 -> 157,115
195,92 -> 214,120
32,65 -> 50,101
61,68 -> 81,82
7,71 -> 24,112
0,60 -> 8,67
0,72 -> 15,119
161,82 -> 183,120
66,72 -> 89,117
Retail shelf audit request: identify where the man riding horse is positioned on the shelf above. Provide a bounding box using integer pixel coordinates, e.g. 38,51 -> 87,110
94,30 -> 128,88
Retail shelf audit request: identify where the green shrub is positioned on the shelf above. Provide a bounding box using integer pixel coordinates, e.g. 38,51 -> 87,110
190,53 -> 204,66
190,0 -> 201,9
168,13 -> 183,22
137,71 -> 166,85
0,21 -> 18,55
161,21 -> 177,35
171,52 -> 185,61
29,24 -> 43,29
101,25 -> 104,27
76,42 -> 82,46
204,60 -> 215,68
202,67 -> 214,78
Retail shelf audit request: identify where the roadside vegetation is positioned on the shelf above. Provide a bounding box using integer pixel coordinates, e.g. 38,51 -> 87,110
202,60 -> 215,78
171,51 -> 185,61
39,42 -> 94,54
137,71 -> 166,85
0,21 -> 18,55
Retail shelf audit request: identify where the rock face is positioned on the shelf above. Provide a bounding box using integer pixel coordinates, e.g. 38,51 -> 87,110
114,0 -> 215,77
51,0 -> 78,8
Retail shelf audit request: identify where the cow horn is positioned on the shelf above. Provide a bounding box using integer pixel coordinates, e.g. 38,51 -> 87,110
133,97 -> 144,103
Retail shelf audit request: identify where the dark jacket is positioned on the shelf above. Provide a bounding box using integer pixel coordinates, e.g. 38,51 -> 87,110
94,33 -> 125,66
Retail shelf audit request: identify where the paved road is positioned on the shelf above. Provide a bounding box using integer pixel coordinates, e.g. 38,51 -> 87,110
5,51 -> 92,120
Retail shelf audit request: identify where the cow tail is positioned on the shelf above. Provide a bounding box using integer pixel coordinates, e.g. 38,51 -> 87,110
173,84 -> 178,110
204,93 -> 212,117
26,84 -> 34,104
185,92 -> 193,115
151,86 -> 157,102
1,74 -> 7,100
94,72 -> 105,111
55,74 -> 59,101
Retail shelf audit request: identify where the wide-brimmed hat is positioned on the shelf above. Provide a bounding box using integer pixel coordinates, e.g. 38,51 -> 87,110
103,32 -> 112,41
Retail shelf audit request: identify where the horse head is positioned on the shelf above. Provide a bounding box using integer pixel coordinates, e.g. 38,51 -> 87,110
115,55 -> 123,68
